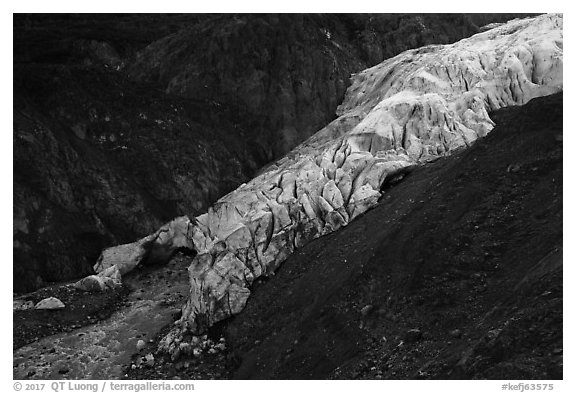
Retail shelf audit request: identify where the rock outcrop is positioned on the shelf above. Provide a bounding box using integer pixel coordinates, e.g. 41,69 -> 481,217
89,14 -> 562,353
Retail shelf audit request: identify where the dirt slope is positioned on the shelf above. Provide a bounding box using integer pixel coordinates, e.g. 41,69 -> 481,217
221,93 -> 562,379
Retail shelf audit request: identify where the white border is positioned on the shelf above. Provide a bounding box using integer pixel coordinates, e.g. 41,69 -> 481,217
3,3 -> 571,391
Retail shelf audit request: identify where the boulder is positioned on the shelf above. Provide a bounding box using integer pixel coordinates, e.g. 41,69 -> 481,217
35,297 -> 65,310
404,329 -> 423,343
74,265 -> 122,292
74,276 -> 107,292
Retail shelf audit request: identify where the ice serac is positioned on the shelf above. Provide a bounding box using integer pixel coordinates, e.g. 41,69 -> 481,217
91,14 -> 562,352
92,216 -> 194,275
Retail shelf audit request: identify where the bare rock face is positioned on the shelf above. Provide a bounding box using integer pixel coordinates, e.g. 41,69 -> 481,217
93,14 -> 562,352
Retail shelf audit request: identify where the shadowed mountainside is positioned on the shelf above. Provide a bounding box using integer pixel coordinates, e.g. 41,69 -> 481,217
13,13 -> 531,292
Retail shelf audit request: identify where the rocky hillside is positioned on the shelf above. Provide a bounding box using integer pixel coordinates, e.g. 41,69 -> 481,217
14,13 -> 524,292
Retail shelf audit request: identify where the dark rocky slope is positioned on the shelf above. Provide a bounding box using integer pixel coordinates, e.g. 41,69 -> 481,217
222,93 -> 562,380
13,13 -> 528,292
